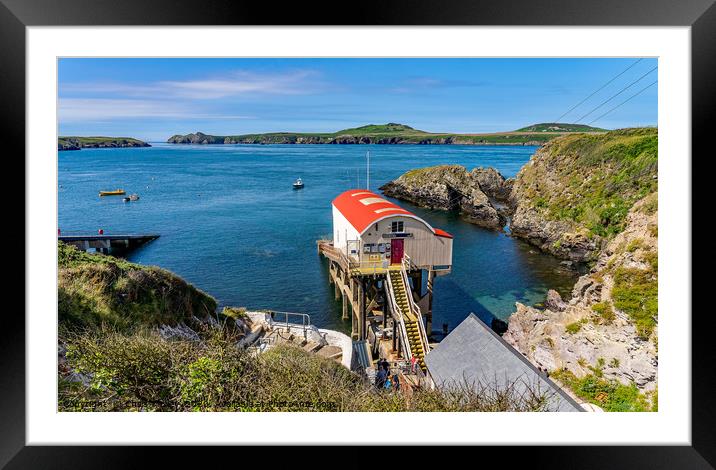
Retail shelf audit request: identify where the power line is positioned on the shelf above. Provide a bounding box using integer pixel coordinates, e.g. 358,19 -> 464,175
587,80 -> 657,126
575,65 -> 657,123
554,58 -> 642,123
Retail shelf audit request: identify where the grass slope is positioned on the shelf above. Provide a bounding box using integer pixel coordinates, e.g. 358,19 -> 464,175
515,123 -> 607,133
58,242 -> 216,331
518,127 -> 658,238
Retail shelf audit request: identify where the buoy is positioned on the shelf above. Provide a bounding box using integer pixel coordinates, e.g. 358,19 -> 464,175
98,229 -> 104,235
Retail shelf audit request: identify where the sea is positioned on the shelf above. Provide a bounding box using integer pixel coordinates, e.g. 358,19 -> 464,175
58,143 -> 579,334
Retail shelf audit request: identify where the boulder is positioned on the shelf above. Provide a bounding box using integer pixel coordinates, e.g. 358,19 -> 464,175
544,290 -> 567,312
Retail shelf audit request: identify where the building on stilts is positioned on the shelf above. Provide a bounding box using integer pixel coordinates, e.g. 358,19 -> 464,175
318,189 -> 452,383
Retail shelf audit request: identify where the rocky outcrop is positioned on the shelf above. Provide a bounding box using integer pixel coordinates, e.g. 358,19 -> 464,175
167,132 -> 224,144
58,137 -> 150,151
380,165 -> 512,230
509,208 -> 602,262
503,194 -> 658,392
58,140 -> 81,151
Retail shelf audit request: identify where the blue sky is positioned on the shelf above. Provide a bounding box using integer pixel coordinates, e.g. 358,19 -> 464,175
58,58 -> 658,141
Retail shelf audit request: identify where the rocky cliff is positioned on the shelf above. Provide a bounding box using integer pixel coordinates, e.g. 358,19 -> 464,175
509,128 -> 657,262
504,192 -> 658,396
58,137 -> 150,151
379,165 -> 511,229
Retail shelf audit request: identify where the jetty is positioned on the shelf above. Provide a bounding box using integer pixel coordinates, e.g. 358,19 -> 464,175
318,189 -> 453,375
58,232 -> 159,256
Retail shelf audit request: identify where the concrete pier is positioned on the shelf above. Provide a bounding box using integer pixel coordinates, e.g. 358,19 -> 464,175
59,233 -> 159,256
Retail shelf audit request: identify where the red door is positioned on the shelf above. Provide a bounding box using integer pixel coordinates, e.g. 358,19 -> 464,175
390,239 -> 404,264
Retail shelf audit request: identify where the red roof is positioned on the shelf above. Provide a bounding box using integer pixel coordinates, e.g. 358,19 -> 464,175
332,189 -> 452,239
434,228 -> 454,239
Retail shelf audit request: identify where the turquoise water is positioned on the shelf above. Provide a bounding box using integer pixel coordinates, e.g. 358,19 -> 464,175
58,143 -> 578,333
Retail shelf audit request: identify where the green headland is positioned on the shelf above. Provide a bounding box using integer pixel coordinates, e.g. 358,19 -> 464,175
167,122 -> 607,146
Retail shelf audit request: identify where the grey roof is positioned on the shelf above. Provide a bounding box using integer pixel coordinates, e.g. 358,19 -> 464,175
424,313 -> 582,412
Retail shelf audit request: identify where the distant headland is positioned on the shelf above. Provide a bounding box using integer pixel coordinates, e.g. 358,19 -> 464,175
166,122 -> 607,146
58,136 -> 151,151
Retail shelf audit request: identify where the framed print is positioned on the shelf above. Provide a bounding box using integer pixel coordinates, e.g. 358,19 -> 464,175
4,0 -> 714,466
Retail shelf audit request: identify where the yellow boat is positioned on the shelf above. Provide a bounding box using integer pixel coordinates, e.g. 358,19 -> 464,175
99,189 -> 126,196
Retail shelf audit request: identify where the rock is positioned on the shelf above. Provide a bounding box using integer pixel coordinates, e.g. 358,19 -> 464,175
380,164 -> 511,230
158,323 -> 201,341
509,206 -> 602,262
544,290 -> 567,312
471,167 -> 511,202
504,194 -> 659,393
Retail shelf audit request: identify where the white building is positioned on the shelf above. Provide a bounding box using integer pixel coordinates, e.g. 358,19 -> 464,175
332,189 -> 453,273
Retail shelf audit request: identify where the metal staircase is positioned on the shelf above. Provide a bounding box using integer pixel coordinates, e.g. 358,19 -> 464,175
385,261 -> 430,371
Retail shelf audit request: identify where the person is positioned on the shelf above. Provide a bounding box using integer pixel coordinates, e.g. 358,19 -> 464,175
375,366 -> 387,388
384,374 -> 392,390
410,355 -> 417,372
392,373 -> 401,391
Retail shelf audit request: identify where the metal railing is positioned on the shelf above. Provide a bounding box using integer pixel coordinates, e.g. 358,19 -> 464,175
385,268 -> 414,363
349,259 -> 389,275
400,265 -> 431,361
265,310 -> 312,340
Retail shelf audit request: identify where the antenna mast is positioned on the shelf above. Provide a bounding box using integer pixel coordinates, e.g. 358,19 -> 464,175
366,151 -> 370,190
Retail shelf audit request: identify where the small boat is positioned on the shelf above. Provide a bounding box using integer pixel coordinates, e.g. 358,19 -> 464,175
123,197 -> 131,203
293,177 -> 304,190
99,189 -> 126,196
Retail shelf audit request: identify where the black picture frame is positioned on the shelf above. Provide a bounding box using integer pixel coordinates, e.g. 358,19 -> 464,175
4,0 -> 712,466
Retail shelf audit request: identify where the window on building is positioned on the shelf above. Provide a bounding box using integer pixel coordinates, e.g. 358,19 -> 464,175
391,221 -> 404,233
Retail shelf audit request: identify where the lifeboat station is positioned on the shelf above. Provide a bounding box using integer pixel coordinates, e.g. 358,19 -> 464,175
318,189 -> 453,375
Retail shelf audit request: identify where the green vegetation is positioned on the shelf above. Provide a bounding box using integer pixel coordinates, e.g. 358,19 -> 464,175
58,243 -> 556,412
551,369 -> 656,412
565,318 -> 587,334
515,123 -> 607,133
167,122 -> 605,146
518,128 -> 658,238
612,267 -> 658,339
591,301 -> 615,324
59,327 -> 555,412
58,136 -> 150,150
335,123 -> 420,134
220,306 -> 247,320
58,242 -> 216,331
626,238 -> 646,252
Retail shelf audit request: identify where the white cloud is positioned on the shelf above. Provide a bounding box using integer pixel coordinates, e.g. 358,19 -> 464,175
60,70 -> 323,100
58,98 -> 253,122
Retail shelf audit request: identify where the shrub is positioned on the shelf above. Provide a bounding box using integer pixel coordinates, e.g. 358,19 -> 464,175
551,369 -> 654,412
59,327 -> 557,412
